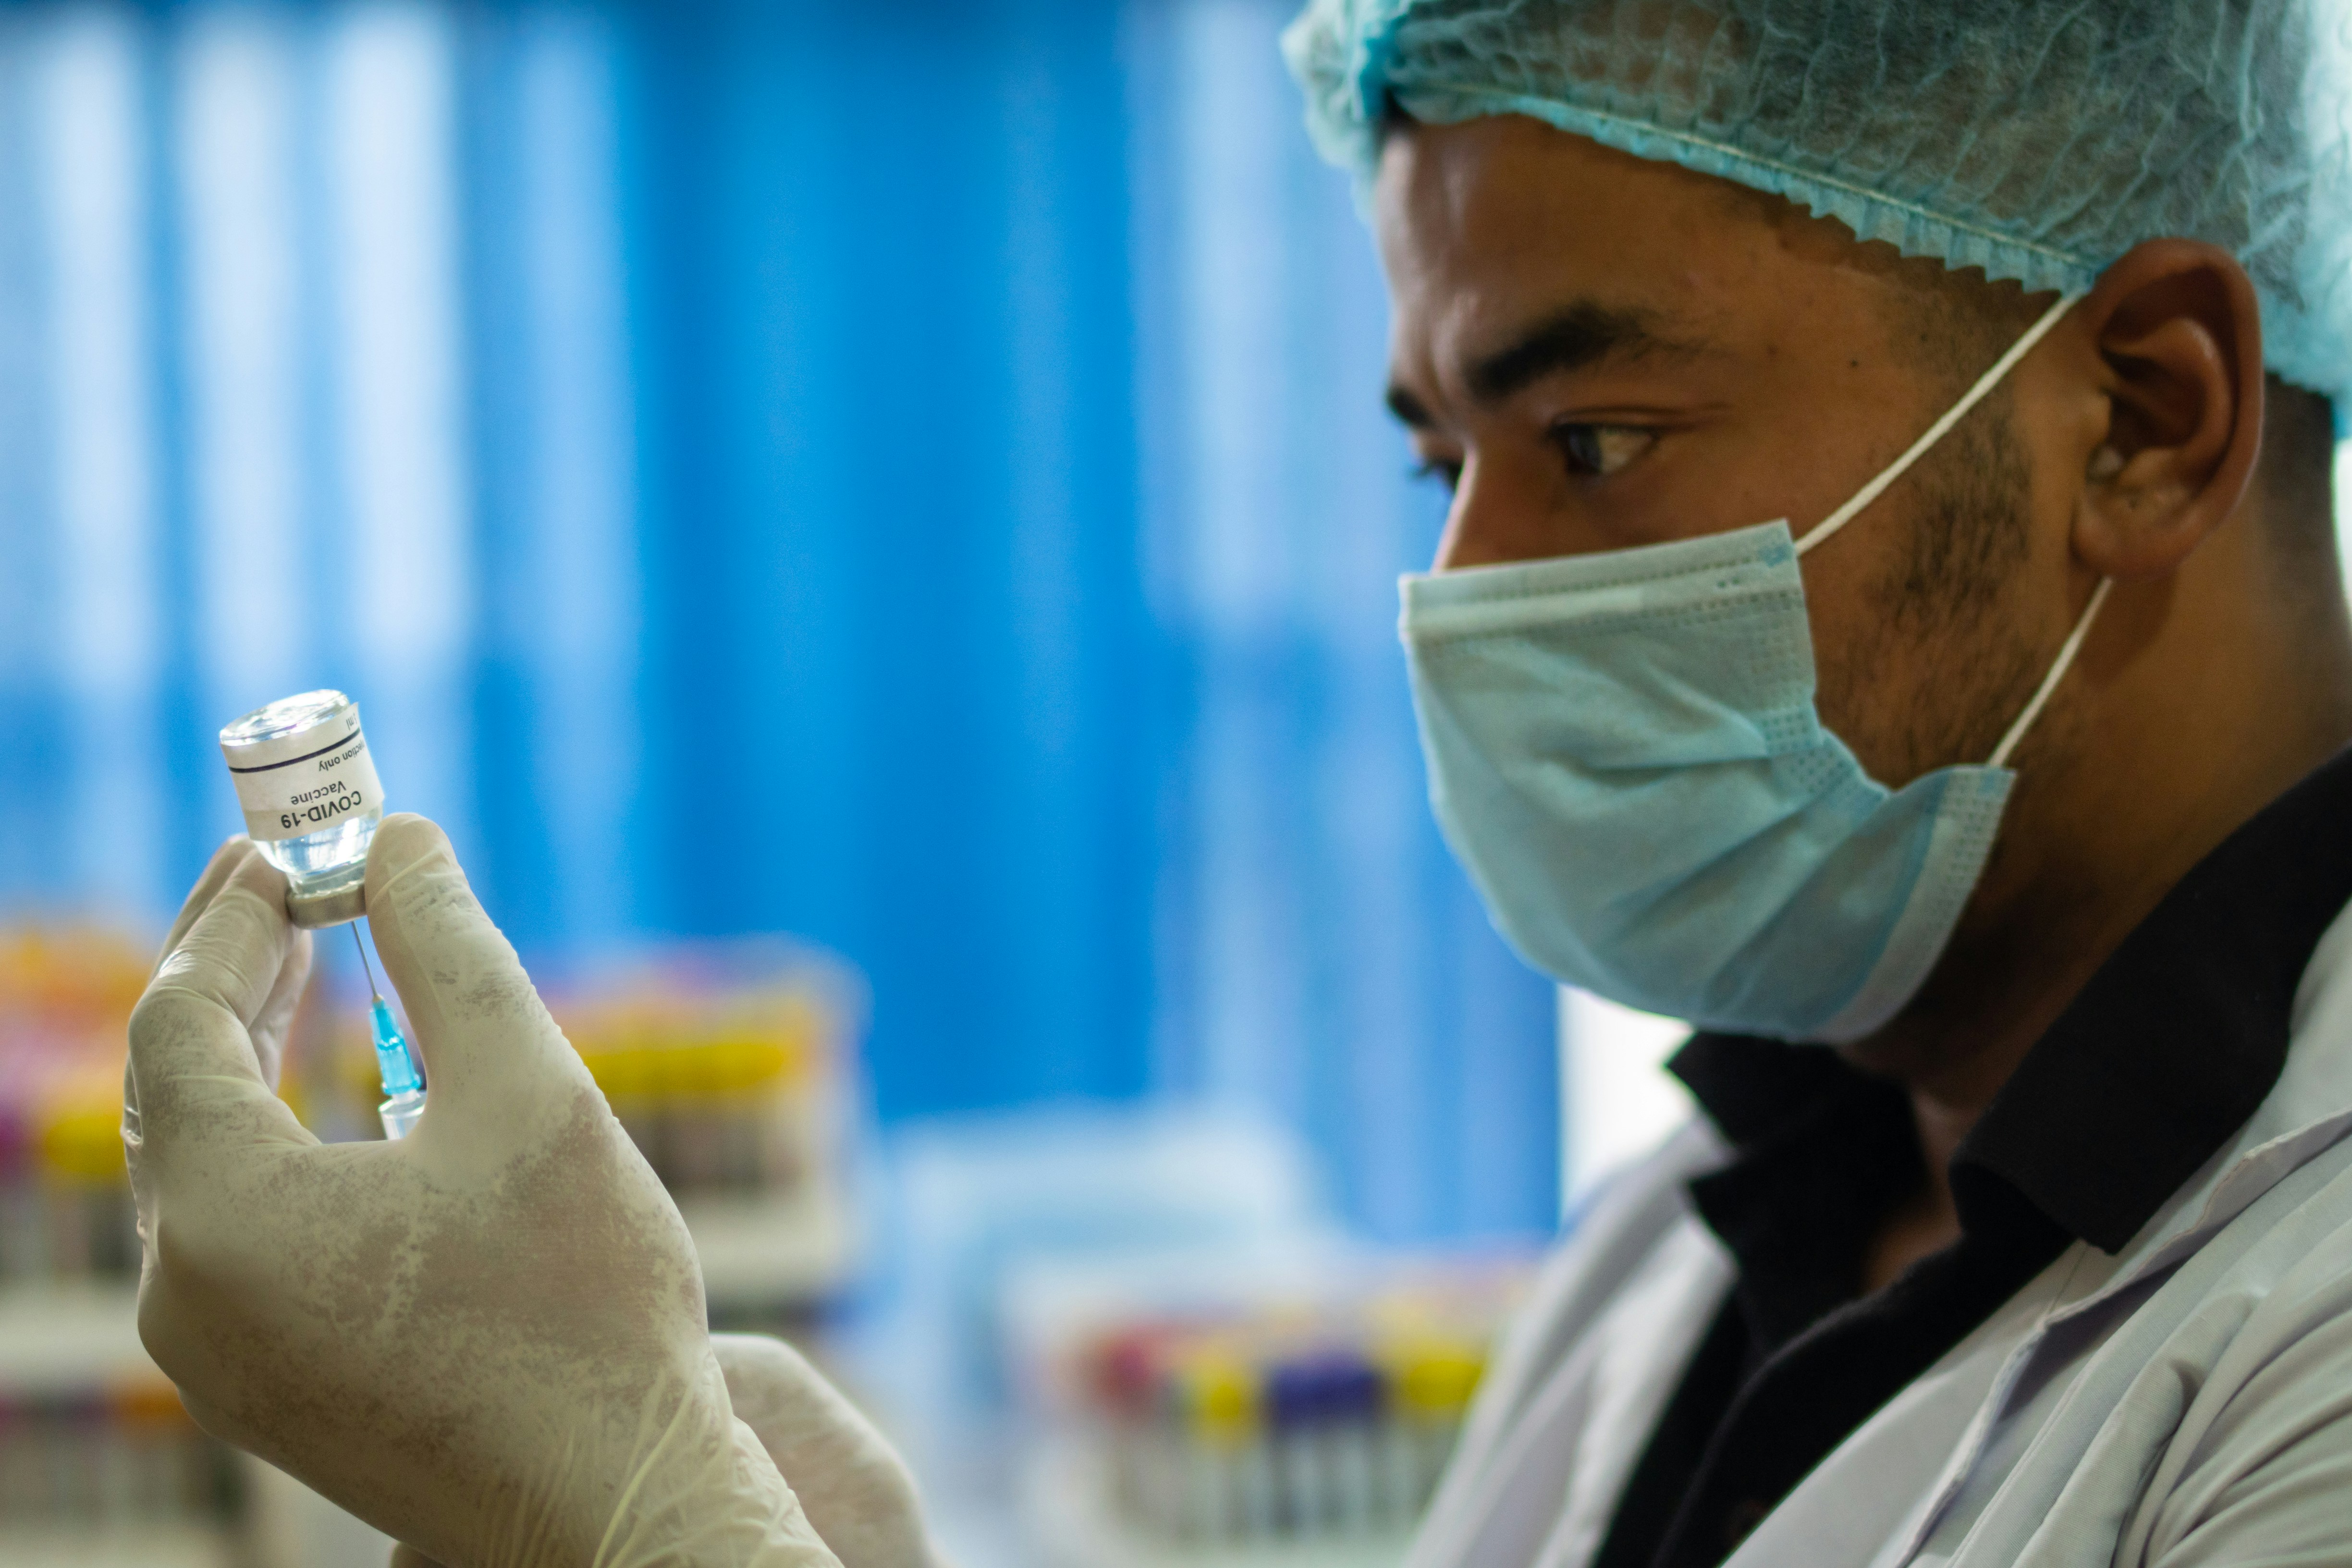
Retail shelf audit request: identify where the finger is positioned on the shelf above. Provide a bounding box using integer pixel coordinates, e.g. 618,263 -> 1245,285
711,1335 -> 916,1490
714,1334 -> 857,1446
247,927 -> 313,1090
129,843 -> 291,1142
133,839 -> 251,1135
128,847 -> 315,1152
153,837 -> 265,978
711,1335 -> 931,1568
364,814 -> 597,1141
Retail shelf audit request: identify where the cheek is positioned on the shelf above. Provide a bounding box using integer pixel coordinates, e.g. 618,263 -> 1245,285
1805,465 -> 2054,783
1799,540 -> 1916,772
1808,599 -> 1991,786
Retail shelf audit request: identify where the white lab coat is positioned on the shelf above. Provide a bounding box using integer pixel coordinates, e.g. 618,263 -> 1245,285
1413,897 -> 2352,1568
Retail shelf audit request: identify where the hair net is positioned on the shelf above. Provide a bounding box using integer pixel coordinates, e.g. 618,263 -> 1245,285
1283,0 -> 2352,403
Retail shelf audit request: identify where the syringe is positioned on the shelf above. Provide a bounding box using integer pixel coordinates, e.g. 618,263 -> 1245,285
351,925 -> 427,1140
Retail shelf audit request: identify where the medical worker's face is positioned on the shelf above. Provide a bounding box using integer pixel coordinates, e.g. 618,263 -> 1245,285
1373,115 -> 2084,790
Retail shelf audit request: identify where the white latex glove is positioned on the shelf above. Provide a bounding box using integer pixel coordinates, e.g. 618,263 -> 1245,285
391,1337 -> 936,1568
712,1335 -> 935,1568
124,817 -> 843,1568
390,1335 -> 931,1568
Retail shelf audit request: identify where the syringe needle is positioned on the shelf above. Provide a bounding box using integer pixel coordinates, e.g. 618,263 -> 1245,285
351,922 -> 384,1004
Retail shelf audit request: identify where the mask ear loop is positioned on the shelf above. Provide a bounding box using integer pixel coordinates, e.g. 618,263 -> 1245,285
1793,292 -> 2085,558
1987,577 -> 2112,769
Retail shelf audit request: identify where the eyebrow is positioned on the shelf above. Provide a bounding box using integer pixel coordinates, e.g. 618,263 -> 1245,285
1469,301 -> 1688,401
1385,301 -> 1692,428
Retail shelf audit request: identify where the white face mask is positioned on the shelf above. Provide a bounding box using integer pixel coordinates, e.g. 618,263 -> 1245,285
1398,294 -> 2105,1041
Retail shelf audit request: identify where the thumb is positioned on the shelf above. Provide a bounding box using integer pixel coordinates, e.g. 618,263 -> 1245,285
363,814 -> 598,1147
127,842 -> 315,1155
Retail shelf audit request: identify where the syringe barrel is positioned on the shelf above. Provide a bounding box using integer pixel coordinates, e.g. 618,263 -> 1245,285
380,1091 -> 426,1141
371,1001 -> 424,1096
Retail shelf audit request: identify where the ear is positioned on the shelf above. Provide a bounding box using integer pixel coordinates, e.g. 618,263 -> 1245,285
2070,240 -> 2265,580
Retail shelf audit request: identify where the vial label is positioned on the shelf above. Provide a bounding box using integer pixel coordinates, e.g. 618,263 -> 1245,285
223,711 -> 384,842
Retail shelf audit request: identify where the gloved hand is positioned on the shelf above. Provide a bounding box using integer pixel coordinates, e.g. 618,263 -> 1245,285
392,1337 -> 936,1568
712,1335 -> 935,1568
124,816 -> 842,1568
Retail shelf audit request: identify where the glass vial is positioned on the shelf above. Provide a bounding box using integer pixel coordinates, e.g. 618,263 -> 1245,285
219,690 -> 385,928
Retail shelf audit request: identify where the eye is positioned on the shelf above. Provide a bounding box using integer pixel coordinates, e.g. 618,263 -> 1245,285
1549,422 -> 1654,478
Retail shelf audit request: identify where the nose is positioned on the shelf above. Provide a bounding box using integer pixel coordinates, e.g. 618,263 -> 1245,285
1434,457 -> 1557,572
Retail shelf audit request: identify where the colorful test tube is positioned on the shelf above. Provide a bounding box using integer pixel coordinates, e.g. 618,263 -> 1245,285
1177,1343 -> 1269,1541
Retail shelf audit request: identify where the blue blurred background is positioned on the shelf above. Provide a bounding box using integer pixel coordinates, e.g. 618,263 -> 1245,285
0,0 -> 1560,1244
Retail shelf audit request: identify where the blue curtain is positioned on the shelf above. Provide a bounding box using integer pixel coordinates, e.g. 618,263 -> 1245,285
1123,0 -> 1560,1238
0,0 -> 1557,1241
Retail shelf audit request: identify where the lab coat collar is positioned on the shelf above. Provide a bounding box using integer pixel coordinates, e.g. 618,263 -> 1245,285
1957,742 -> 2352,1251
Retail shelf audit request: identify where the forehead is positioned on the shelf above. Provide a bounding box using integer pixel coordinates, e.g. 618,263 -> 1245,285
1371,116 -> 1880,372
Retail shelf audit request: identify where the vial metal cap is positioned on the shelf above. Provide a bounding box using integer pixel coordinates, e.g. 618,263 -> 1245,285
287,880 -> 367,929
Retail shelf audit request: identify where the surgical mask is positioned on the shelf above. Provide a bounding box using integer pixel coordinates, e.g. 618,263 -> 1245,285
1399,294 -> 2105,1043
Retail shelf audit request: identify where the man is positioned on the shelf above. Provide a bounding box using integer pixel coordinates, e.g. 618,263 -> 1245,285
1284,0 -> 2352,1564
121,1 -> 2352,1566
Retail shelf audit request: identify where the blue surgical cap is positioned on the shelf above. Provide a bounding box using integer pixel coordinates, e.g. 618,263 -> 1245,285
1283,0 -> 2352,402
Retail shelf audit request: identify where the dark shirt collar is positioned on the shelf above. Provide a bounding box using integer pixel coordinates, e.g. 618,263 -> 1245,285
1674,742 -> 2352,1256
1593,748 -> 2352,1568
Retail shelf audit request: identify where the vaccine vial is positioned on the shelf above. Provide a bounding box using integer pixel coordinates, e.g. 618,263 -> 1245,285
219,690 -> 385,928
